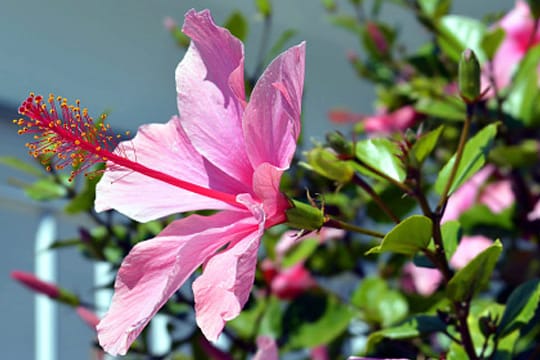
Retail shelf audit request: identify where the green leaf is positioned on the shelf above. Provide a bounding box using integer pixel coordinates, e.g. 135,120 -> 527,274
435,123 -> 498,196
366,315 -> 447,353
366,215 -> 432,255
418,0 -> 451,19
355,138 -> 406,182
481,28 -> 505,60
440,220 -> 460,262
328,14 -> 363,35
459,204 -> 514,231
509,44 -> 540,89
224,11 -> 248,42
415,97 -> 466,121
352,277 -> 408,327
281,238 -> 319,268
284,293 -> 354,349
490,140 -> 540,167
64,174 -> 100,214
228,297 -> 266,339
497,279 -> 540,338
49,239 -> 83,249
303,147 -> 354,183
0,156 -> 44,177
266,29 -> 298,64
446,240 -> 502,302
503,69 -> 540,127
258,296 -> 282,338
321,0 -> 337,12
24,178 -> 67,201
411,126 -> 445,164
437,15 -> 487,62
366,185 -> 417,223
255,0 -> 272,17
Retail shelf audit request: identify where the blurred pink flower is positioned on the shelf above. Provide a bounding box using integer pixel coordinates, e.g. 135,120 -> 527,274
311,345 -> 330,360
11,270 -> 60,299
94,9 -> 305,355
449,235 -> 493,269
527,198 -> 540,220
403,235 -> 494,296
364,106 -> 419,134
328,106 -> 419,134
328,109 -> 364,124
262,260 -> 316,300
488,0 -> 540,89
253,336 -> 279,360
402,263 -> 442,296
441,166 -> 514,223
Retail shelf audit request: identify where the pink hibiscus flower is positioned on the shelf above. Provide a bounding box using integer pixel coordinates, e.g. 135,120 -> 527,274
93,11 -> 305,354
15,9 -> 305,356
488,0 -> 540,89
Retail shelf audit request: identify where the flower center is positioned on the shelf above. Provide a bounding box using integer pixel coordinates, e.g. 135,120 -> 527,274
15,93 -> 241,207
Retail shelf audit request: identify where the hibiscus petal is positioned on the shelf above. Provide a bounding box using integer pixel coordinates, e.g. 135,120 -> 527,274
253,336 -> 279,360
252,163 -> 290,222
95,116 -> 248,222
192,214 -> 264,341
176,9 -> 253,185
97,210 -> 255,355
243,42 -> 306,169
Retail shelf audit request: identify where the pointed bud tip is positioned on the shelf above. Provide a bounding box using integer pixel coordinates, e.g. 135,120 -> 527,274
458,48 -> 481,102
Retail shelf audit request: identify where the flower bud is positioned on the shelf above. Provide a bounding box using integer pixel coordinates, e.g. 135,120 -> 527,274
326,131 -> 353,156
458,49 -> 481,102
76,306 -> 100,330
304,147 -> 354,183
286,200 -> 325,231
11,271 -> 60,298
11,270 -> 80,306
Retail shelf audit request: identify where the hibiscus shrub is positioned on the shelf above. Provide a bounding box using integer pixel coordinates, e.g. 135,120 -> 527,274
6,0 -> 540,359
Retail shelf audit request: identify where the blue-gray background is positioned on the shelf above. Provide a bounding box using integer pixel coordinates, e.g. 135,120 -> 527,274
0,1 -> 512,358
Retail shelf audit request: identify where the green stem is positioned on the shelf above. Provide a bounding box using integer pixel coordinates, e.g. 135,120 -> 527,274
325,217 -> 385,238
352,174 -> 401,223
436,103 -> 474,213
354,157 -> 413,194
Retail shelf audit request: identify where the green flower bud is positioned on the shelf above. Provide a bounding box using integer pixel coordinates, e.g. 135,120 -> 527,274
285,200 -> 325,231
458,49 -> 481,102
326,131 -> 353,156
304,147 -> 354,183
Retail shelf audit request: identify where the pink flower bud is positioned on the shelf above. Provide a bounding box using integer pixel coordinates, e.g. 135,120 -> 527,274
363,106 -> 419,134
76,306 -> 101,330
11,270 -> 60,299
366,21 -> 388,55
328,109 -> 364,124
